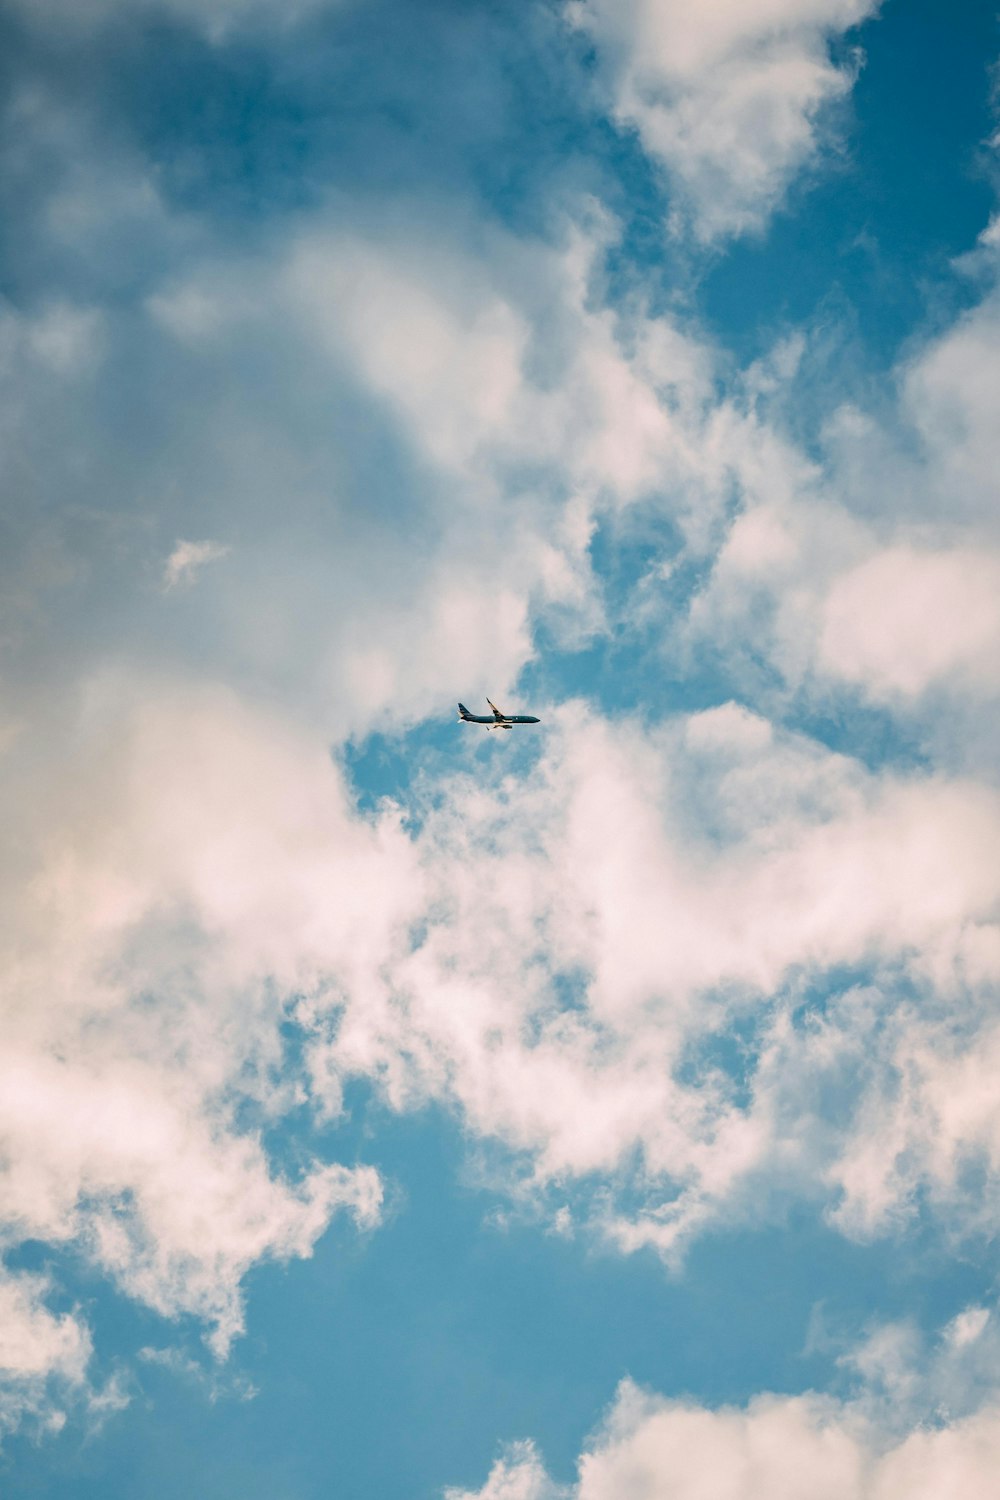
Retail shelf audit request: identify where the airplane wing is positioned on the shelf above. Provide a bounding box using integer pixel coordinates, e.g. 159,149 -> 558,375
486,698 -> 506,722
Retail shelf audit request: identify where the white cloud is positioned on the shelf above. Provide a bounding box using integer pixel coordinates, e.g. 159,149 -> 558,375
903,289 -> 1000,523
286,234 -> 530,474
445,1441 -> 568,1500
22,303 -> 105,376
578,1385 -> 867,1500
158,210 -> 729,512
874,1411 -> 1000,1499
18,677 -> 958,1344
163,539 -> 231,591
817,545 -> 1000,700
0,1271 -> 90,1387
697,516 -> 1000,715
0,299 -> 104,380
452,1376 -> 1000,1500
826,1014 -> 1000,1240
836,1304 -> 1000,1429
568,0 -> 877,240
308,706 -> 1000,1255
0,1268 -> 95,1442
132,210 -> 740,729
0,677 -> 398,1362
264,213 -> 728,551
947,1308 -> 991,1352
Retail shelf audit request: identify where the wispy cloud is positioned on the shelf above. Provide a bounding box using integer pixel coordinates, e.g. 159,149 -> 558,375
162,539 -> 231,591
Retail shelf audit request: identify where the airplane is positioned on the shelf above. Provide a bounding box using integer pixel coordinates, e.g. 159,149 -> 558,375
457,697 -> 541,730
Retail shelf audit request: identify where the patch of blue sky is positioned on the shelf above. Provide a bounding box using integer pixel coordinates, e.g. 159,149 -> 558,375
586,505 -> 690,613
787,692 -> 933,774
524,517 -> 736,724
343,711 -> 549,833
700,0 -> 1000,370
341,719 -> 474,821
673,1002 -> 772,1113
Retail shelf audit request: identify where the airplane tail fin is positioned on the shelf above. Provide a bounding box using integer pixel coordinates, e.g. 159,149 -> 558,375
458,702 -> 472,720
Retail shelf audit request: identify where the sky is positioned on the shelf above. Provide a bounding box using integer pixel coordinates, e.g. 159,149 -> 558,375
2,0 -> 1000,1495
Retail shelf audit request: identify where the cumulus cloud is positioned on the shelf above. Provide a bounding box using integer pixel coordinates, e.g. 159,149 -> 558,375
682,261 -> 1000,740
110,207 -> 741,726
1,139 -> 741,1413
452,1375 -> 1000,1500
2,177 -> 997,1403
3,7 -> 1000,1462
17,635 -> 994,1382
817,545 -> 1000,700
159,210 -> 729,525
825,1010 -> 1000,1240
304,705 -> 1000,1257
903,288 -> 1000,522
688,496 -> 1000,716
285,233 -> 531,475
0,678 -> 396,1361
567,0 -> 878,239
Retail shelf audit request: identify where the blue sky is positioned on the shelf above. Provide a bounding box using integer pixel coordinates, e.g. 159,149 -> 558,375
2,1 -> 1000,1496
